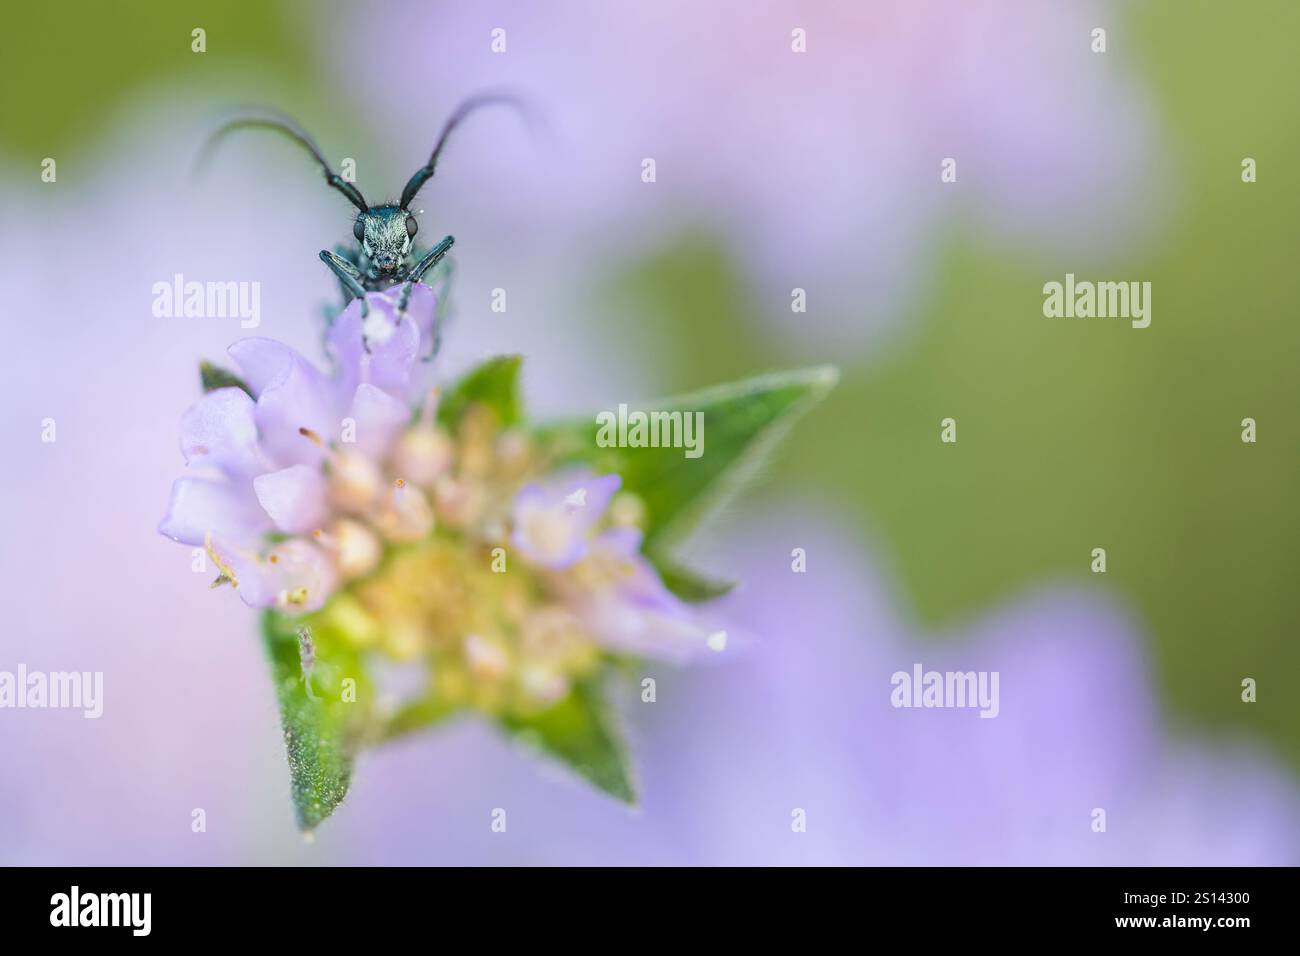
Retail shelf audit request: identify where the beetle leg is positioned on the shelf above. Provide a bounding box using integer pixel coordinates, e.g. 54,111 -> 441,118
397,249 -> 455,362
398,237 -> 454,361
405,236 -> 455,290
319,250 -> 369,317
321,250 -> 379,352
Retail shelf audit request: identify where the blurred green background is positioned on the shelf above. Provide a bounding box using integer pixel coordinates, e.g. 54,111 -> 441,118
3,0 -> 1296,769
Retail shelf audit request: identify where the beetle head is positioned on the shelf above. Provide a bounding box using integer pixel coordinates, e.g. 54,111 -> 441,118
355,204 -> 418,273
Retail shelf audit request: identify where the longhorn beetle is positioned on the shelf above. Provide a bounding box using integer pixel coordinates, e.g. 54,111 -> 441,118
201,93 -> 529,346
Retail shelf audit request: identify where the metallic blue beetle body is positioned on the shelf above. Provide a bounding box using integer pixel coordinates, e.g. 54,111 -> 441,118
203,95 -> 523,327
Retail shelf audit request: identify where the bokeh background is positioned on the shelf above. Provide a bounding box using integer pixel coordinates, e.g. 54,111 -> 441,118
1,0 -> 1298,864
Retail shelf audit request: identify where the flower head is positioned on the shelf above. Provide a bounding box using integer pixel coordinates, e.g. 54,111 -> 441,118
160,285 -> 719,713
160,282 -> 833,827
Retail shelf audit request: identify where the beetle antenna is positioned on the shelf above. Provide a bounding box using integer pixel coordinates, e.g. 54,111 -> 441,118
400,92 -> 537,210
197,110 -> 368,212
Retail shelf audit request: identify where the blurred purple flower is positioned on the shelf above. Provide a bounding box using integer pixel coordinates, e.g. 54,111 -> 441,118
336,507 -> 1299,865
321,0 -> 1169,350
641,509 -> 1300,864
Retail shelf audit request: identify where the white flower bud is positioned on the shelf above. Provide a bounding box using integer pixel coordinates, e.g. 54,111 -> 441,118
394,426 -> 454,486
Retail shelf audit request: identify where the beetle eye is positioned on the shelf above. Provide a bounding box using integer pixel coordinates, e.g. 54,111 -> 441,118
406,216 -> 418,239
353,220 -> 365,242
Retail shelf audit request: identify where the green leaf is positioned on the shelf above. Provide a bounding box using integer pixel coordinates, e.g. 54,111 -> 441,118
262,610 -> 368,832
199,360 -> 252,397
534,365 -> 838,554
498,678 -> 635,804
648,553 -> 736,603
438,354 -> 523,431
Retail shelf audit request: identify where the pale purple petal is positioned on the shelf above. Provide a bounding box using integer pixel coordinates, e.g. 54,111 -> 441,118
511,472 -> 621,570
326,289 -> 428,400
554,528 -> 722,659
253,465 -> 329,535
587,528 -> 683,615
612,555 -> 686,615
219,537 -> 336,612
390,282 -> 437,345
216,540 -> 279,608
360,313 -> 421,395
348,383 -> 412,458
264,538 -> 337,613
595,525 -> 643,560
512,484 -> 586,570
229,338 -> 339,467
575,594 -> 718,662
226,337 -> 301,397
571,472 -> 621,522
178,386 -> 269,478
157,477 -> 271,546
